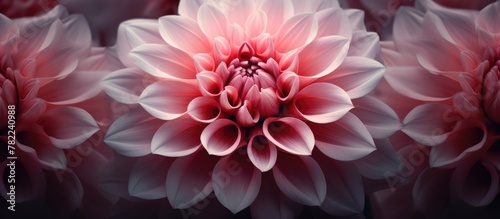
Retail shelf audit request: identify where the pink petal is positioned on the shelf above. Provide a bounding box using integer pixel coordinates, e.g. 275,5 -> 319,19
196,71 -> 224,97
451,161 -> 499,207
321,57 -> 384,99
222,0 -> 256,27
315,154 -> 364,215
402,103 -> 457,146
292,83 -> 353,124
278,49 -> 299,73
219,86 -> 242,114
263,117 -> 315,155
248,128 -> 278,172
312,112 -> 376,161
104,107 -> 164,157
353,139 -> 403,180
254,34 -> 275,59
250,174 -> 303,219
213,37 -> 231,64
476,2 -> 500,33
393,7 -> 424,41
101,68 -> 155,104
213,152 -> 261,213
273,153 -> 327,206
415,39 -> 464,75
201,119 -> 242,156
151,118 -> 206,157
348,31 -> 380,59
187,97 -> 222,123
259,87 -> 280,118
159,16 -> 210,54
429,120 -> 488,168
274,13 -> 318,53
115,19 -> 164,68
166,151 -> 218,208
178,0 -> 205,20
291,0 -> 340,13
351,96 -> 401,139
193,53 -> 215,72
61,14 -> 92,48
424,10 -> 477,49
298,36 -> 349,79
128,156 -> 173,199
235,100 -> 260,127
39,107 -> 99,149
197,4 -> 229,39
259,0 -> 294,34
344,9 -> 365,31
246,10 -> 267,38
276,71 -> 299,102
138,80 -> 200,120
385,66 -> 460,101
16,128 -> 67,169
130,43 -> 196,79
316,8 -> 352,39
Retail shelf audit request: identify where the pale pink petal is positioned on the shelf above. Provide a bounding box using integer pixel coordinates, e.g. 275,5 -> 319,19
101,68 -> 154,104
278,49 -> 299,73
248,128 -> 278,172
312,112 -> 376,161
259,0 -> 294,34
254,34 -> 275,59
213,152 -> 261,213
38,70 -> 104,105
393,7 -> 424,41
213,37 -> 231,64
315,154 -> 364,215
128,156 -> 173,199
259,87 -> 280,118
196,71 -> 224,97
476,2 -> 500,34
39,107 -> 99,149
315,8 -> 352,39
416,39 -> 464,75
451,161 -> 499,207
201,119 -> 242,156
430,120 -> 488,168
250,174 -> 303,219
423,11 -> 477,49
197,4 -> 229,39
130,43 -> 196,79
351,96 -> 401,139
298,36 -> 349,78
115,19 -> 164,68
322,57 -> 384,99
193,53 -> 215,72
353,139 -> 403,180
19,98 -> 45,122
151,118 -> 206,157
348,31 -> 380,59
61,14 -> 92,48
187,97 -> 222,123
104,107 -> 164,157
292,83 -> 353,124
276,71 -> 299,102
402,103 -> 456,146
291,0 -> 340,13
385,66 -> 461,101
158,16 -> 210,54
274,13 -> 318,53
273,154 -> 326,206
220,0 -> 256,27
138,80 -> 200,120
246,10 -> 267,38
178,0 -> 205,20
263,117 -> 315,155
166,151 -> 218,208
344,9 -> 366,31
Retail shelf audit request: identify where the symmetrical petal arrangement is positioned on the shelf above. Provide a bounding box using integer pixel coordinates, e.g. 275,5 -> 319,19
102,0 -> 392,216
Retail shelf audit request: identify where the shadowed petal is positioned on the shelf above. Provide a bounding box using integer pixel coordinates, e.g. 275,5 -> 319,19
201,119 -> 242,156
151,118 -> 205,157
351,96 -> 401,139
273,153 -> 326,206
101,68 -> 154,104
129,156 -> 173,199
312,112 -> 376,161
187,97 -> 221,123
248,128 -> 278,172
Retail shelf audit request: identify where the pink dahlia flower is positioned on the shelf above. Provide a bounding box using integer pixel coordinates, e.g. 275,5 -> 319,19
104,0 -> 397,216
381,0 -> 500,214
0,6 -> 112,217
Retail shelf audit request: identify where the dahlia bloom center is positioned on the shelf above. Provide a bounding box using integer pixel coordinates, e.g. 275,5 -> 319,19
482,59 -> 500,125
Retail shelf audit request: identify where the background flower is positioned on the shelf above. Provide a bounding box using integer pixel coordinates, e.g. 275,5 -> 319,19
378,0 -> 500,217
102,0 -> 401,217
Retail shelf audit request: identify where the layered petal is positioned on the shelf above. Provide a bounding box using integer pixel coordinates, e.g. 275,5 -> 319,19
151,118 -> 206,157
129,156 -> 173,199
201,119 -> 242,156
263,117 -> 315,155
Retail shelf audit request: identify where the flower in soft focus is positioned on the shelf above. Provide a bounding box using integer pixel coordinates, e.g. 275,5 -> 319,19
0,6 -> 113,217
103,0 -> 400,216
380,0 -> 500,216
0,0 -> 58,18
